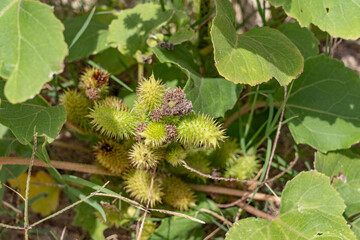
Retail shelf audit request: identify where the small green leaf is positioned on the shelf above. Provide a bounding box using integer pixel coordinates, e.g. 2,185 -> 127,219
278,22 -> 319,60
211,0 -> 303,86
73,203 -> 107,240
153,45 -> 241,118
226,171 -> 355,239
315,150 -> 360,218
150,198 -> 221,240
0,81 -> 66,143
268,0 -> 360,40
169,29 -> 194,45
108,3 -> 173,56
64,11 -> 116,61
286,55 -> 360,152
93,48 -> 136,75
0,0 -> 68,103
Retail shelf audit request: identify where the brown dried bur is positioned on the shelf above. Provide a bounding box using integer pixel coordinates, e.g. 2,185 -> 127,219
135,122 -> 147,141
165,124 -> 177,142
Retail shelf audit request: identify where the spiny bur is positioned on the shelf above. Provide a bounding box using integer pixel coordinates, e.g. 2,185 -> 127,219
63,90 -> 92,132
80,67 -> 109,100
140,122 -> 167,147
88,97 -> 138,139
124,169 -> 163,206
137,74 -> 166,113
162,176 -> 196,211
165,143 -> 187,166
177,113 -> 226,149
95,202 -> 121,227
129,142 -> 163,169
209,139 -> 242,168
94,140 -> 130,175
225,155 -> 260,179
183,151 -> 211,183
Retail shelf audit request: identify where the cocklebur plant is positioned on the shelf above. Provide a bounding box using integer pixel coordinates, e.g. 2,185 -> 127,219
124,169 -> 163,207
62,89 -> 93,132
94,139 -> 130,175
161,176 -> 196,211
79,67 -> 109,100
224,155 -> 260,180
62,74 -> 256,213
88,97 -> 138,140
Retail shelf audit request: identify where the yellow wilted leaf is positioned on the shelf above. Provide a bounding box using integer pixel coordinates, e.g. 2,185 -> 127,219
8,171 -> 61,216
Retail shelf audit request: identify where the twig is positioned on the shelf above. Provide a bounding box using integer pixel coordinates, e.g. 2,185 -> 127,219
203,226 -> 221,240
216,197 -> 249,209
0,157 -> 115,176
60,226 -> 66,240
2,201 -> 22,214
234,207 -> 243,222
136,167 -> 156,240
149,208 -> 205,224
267,152 -> 299,182
0,223 -> 25,230
182,162 -> 261,183
236,202 -> 275,220
195,208 -> 233,227
30,181 -> 109,228
4,184 -> 25,201
264,86 -> 287,181
24,133 -> 37,240
94,193 -> 145,210
188,184 -> 280,203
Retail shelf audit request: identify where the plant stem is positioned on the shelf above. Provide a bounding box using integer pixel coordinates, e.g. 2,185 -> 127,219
138,62 -> 144,82
256,0 -> 266,26
24,133 -> 37,240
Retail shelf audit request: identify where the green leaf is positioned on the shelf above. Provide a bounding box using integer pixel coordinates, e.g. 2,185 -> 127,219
108,3 -> 173,56
315,150 -> 360,218
351,218 -> 360,239
73,203 -> 107,240
0,0 -> 68,103
64,12 -> 116,61
286,55 -> 360,152
278,22 -> 319,60
226,171 -> 355,239
93,48 -> 136,75
150,198 -> 222,240
169,29 -> 194,45
0,123 -> 7,137
153,45 -> 241,118
267,0 -> 360,40
0,81 -> 66,143
211,0 -> 303,86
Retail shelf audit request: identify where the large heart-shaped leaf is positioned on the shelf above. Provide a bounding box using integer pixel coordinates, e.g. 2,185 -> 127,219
211,0 -> 303,86
0,81 -> 66,143
278,22 -> 319,60
153,45 -> 241,118
0,0 -> 68,103
64,12 -> 116,61
315,150 -> 360,218
226,171 -> 355,239
286,55 -> 360,152
108,3 -> 173,56
268,0 -> 360,40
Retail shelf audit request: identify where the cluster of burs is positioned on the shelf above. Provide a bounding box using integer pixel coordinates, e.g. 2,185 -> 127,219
63,68 -> 259,218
